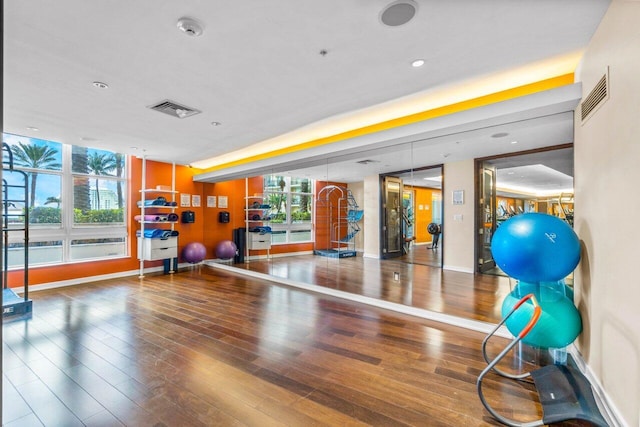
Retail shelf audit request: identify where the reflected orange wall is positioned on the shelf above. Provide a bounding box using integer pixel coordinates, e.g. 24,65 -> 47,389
414,187 -> 441,243
201,176 -> 315,256
314,181 -> 348,250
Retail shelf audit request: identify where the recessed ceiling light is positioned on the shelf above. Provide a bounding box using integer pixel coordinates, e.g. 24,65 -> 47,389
177,17 -> 204,37
510,140 -> 519,144
92,81 -> 109,89
26,126 -> 39,131
491,132 -> 509,138
211,121 -> 222,127
411,59 -> 425,68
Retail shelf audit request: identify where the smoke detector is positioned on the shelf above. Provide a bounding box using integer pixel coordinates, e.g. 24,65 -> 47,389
177,17 -> 204,37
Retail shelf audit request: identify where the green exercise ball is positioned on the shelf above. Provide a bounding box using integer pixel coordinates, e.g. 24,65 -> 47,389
501,281 -> 582,349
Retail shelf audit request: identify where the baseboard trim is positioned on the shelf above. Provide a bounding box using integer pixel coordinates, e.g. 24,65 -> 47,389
443,264 -> 474,274
25,263 -> 193,293
568,346 -> 626,427
362,253 -> 381,259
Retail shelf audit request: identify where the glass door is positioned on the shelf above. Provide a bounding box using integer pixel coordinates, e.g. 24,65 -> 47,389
478,164 -> 497,273
381,176 -> 403,259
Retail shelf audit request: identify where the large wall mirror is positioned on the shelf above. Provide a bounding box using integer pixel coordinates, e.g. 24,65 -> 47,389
197,87 -> 579,327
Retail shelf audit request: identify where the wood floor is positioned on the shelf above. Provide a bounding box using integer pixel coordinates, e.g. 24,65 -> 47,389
2,266 -> 556,427
230,251 -> 512,324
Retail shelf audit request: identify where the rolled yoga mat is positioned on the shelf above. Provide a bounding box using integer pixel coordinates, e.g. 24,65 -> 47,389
136,229 -> 174,239
135,215 -> 162,222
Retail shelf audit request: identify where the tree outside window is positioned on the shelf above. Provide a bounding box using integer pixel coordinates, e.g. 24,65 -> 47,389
263,175 -> 313,244
2,132 -> 128,267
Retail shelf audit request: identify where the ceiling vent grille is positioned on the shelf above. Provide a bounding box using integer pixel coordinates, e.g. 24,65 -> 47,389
581,68 -> 609,124
148,100 -> 201,119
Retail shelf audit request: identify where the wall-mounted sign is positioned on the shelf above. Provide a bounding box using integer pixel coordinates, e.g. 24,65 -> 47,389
452,190 -> 464,205
180,193 -> 191,207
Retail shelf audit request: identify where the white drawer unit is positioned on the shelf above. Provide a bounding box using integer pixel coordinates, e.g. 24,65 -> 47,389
138,237 -> 178,261
247,232 -> 271,250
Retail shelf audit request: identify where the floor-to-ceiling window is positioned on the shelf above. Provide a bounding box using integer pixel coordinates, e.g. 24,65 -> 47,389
3,133 -> 128,267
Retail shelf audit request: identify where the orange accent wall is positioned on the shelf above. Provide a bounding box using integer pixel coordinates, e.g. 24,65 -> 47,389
7,158 -> 216,287
414,187 -> 442,243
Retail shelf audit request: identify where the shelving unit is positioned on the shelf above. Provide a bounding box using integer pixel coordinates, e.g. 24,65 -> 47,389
244,184 -> 271,261
137,157 -> 178,277
2,143 -> 32,321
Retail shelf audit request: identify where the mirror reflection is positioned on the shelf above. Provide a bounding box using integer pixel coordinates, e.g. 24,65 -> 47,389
202,112 -> 575,326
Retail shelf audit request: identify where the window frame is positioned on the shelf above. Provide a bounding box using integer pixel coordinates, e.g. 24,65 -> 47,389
263,175 -> 314,245
3,134 -> 129,268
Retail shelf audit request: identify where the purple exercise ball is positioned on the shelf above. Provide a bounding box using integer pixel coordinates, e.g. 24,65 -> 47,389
215,240 -> 237,260
182,242 -> 207,263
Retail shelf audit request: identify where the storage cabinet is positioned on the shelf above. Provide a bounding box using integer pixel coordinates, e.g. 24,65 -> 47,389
137,236 -> 178,260
247,231 -> 271,250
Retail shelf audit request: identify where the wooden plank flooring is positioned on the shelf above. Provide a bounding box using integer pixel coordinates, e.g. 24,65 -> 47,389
230,253 -> 512,324
2,266 -> 554,426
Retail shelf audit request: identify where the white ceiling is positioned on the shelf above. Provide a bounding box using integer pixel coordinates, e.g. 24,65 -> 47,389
4,1 -> 609,185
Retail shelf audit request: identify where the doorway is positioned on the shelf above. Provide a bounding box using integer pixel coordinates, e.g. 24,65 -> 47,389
380,175 -> 403,259
382,165 -> 443,268
476,145 -> 574,276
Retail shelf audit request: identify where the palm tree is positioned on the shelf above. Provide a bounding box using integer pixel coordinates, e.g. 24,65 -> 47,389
112,153 -> 125,209
87,152 -> 116,209
11,142 -> 61,207
44,196 -> 61,209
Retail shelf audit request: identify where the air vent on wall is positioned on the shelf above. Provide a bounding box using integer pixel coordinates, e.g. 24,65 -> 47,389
148,100 -> 201,119
581,67 -> 609,124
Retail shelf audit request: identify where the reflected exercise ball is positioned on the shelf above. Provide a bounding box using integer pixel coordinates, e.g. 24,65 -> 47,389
182,242 -> 207,264
215,240 -> 237,260
491,213 -> 581,283
501,281 -> 582,349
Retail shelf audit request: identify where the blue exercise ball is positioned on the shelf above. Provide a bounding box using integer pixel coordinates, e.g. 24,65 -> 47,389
501,281 -> 582,349
215,240 -> 237,260
491,213 -> 580,283
182,242 -> 207,264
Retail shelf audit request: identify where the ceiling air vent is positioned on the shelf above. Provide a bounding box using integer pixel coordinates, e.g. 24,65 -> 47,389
148,100 -> 201,119
356,159 -> 379,165
581,67 -> 609,124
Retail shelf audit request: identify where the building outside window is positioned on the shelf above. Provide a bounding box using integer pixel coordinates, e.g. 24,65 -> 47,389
263,175 -> 313,244
2,133 -> 128,267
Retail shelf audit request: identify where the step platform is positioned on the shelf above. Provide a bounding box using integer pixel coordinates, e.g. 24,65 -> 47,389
3,288 -> 33,322
314,249 -> 357,258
